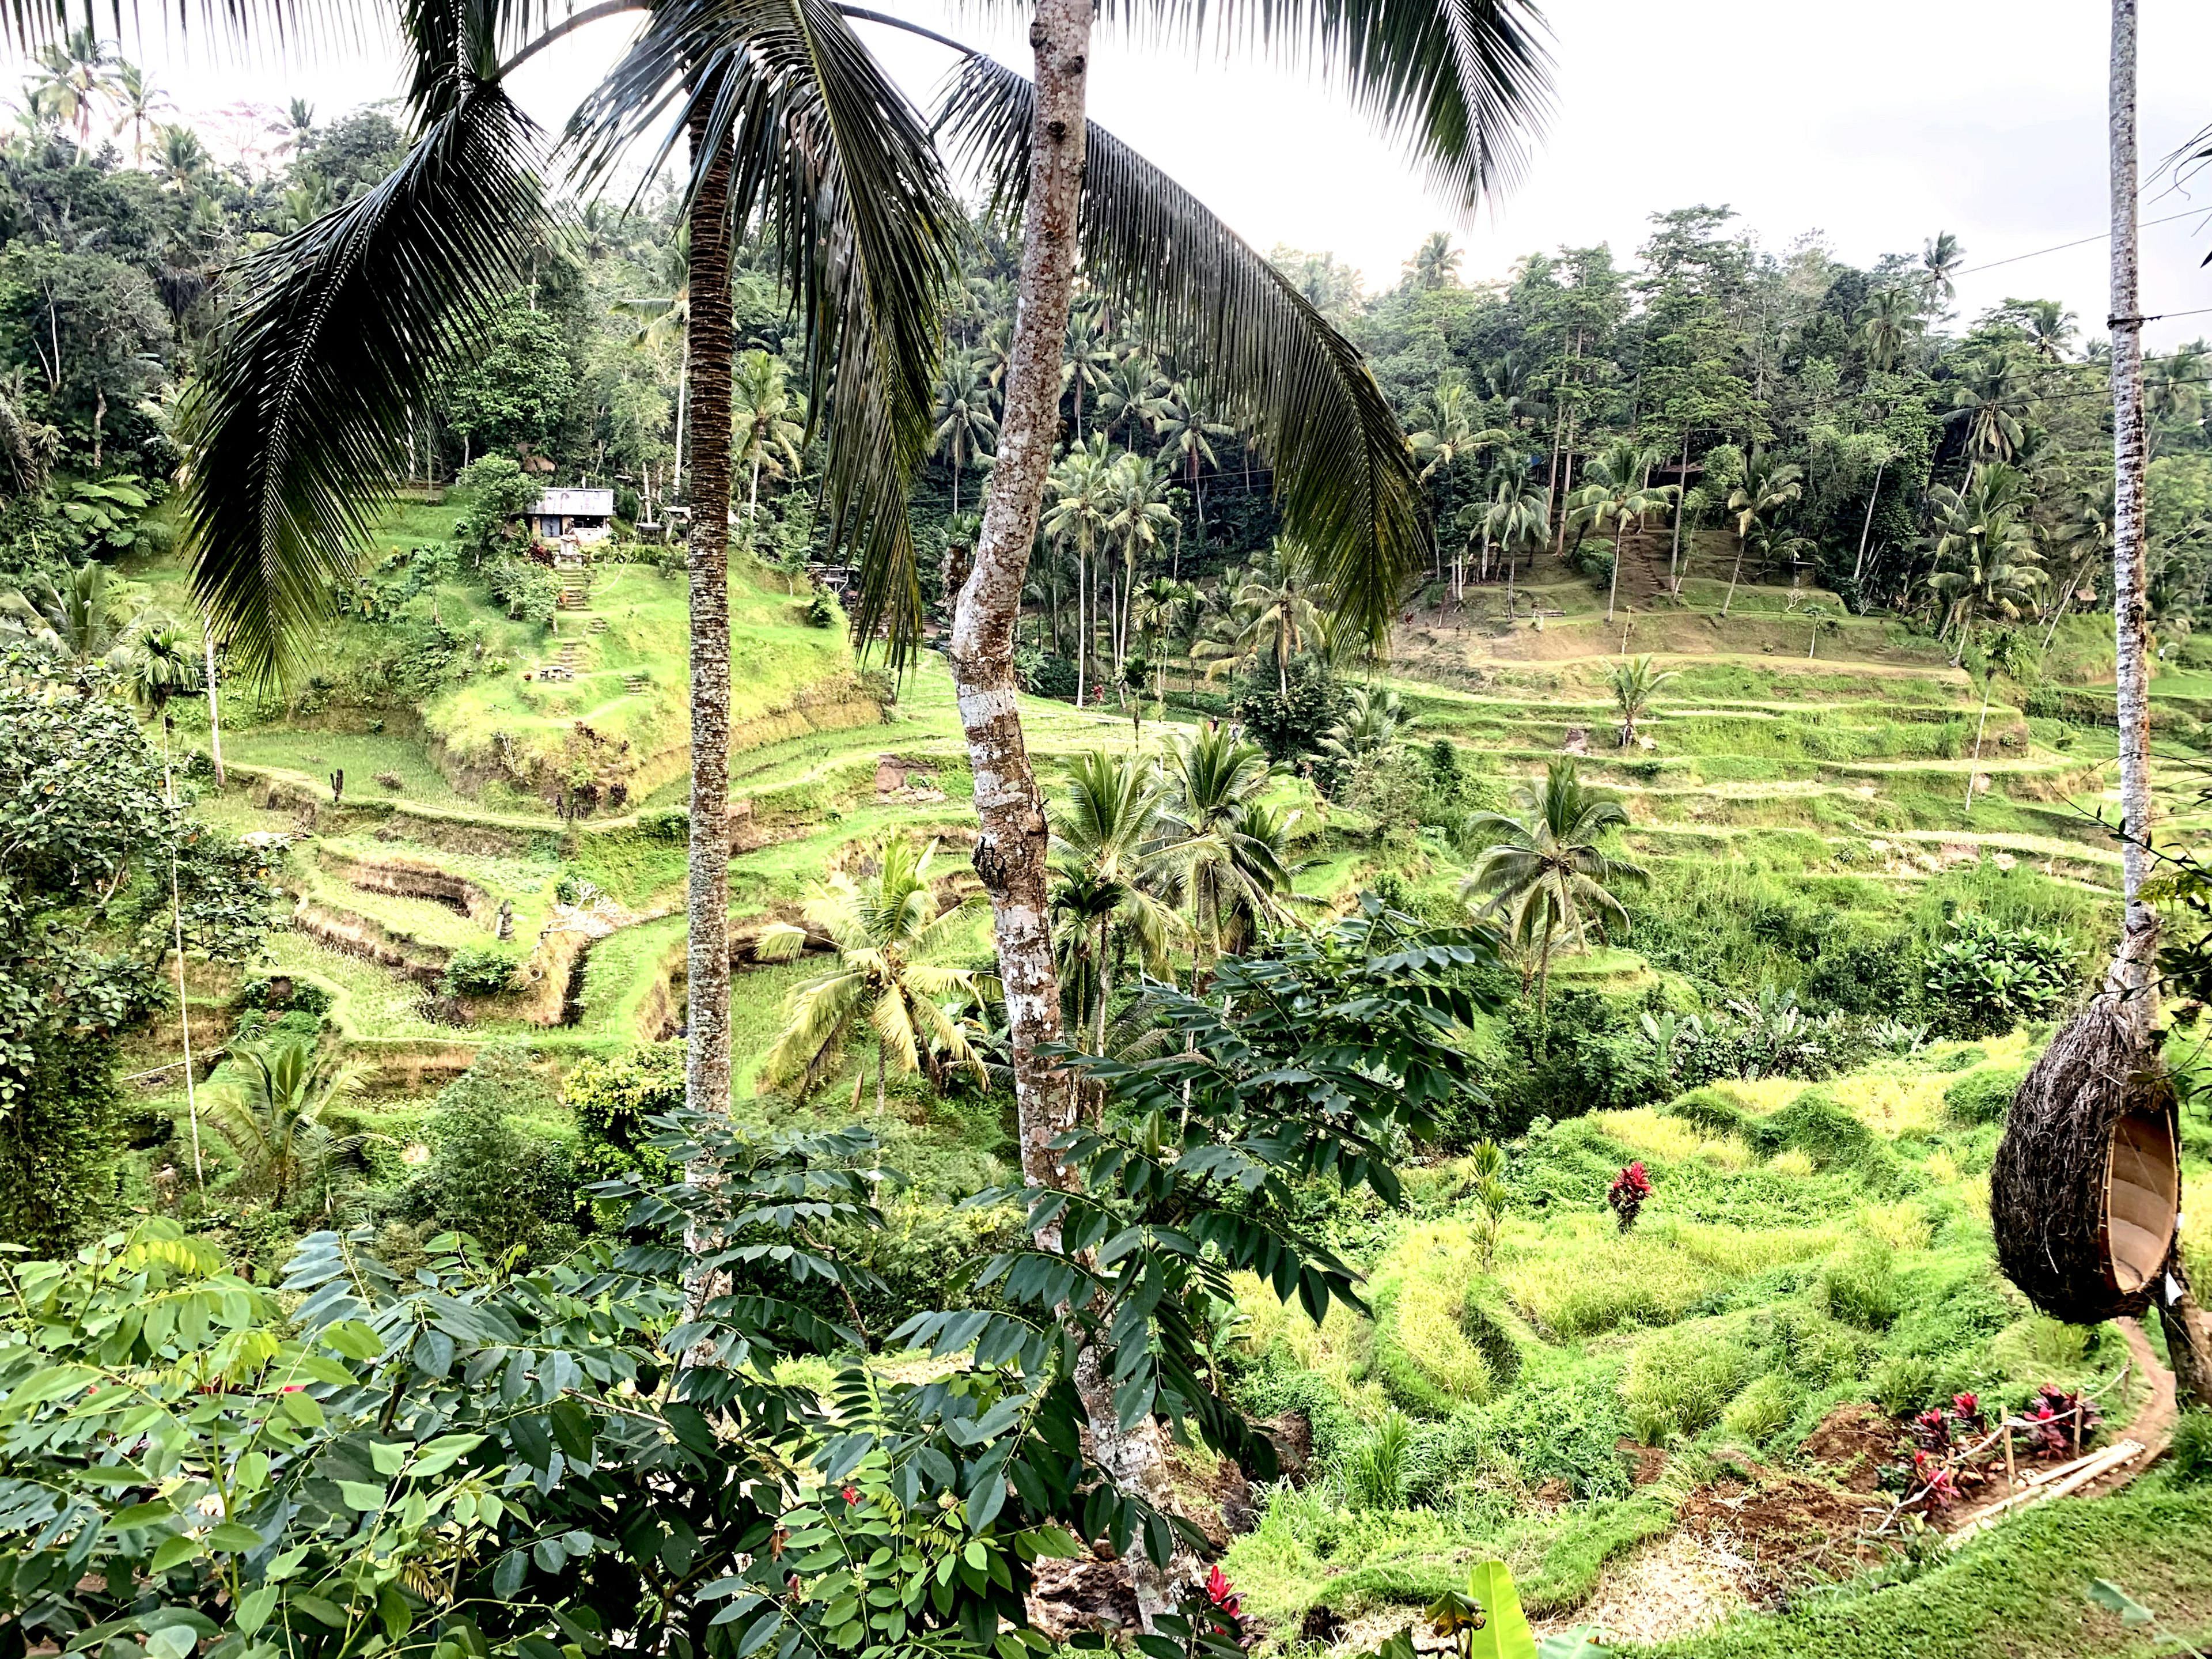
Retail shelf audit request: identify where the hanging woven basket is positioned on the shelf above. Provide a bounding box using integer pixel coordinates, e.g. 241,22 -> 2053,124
1991,997 -> 2180,1324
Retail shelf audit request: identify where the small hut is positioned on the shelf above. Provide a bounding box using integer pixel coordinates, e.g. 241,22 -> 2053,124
1991,997 -> 2180,1323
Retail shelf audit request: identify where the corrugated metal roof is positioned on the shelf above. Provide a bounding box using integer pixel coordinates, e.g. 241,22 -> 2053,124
534,488 -> 615,516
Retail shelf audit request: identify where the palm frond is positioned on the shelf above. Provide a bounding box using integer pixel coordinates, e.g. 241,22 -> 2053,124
174,71 -> 544,681
938,53 -> 1429,640
573,0 -> 960,667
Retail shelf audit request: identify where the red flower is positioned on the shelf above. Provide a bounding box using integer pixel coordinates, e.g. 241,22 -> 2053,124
840,1486 -> 859,1505
1205,1565 -> 1241,1616
281,1384 -> 302,1393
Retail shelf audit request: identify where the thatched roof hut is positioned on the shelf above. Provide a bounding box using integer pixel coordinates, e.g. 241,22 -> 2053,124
1991,997 -> 2180,1324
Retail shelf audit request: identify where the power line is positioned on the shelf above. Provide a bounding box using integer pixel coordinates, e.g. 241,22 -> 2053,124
1952,207 -> 2209,276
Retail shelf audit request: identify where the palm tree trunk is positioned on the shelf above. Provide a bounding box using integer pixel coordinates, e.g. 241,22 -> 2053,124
876,1036 -> 887,1118
948,0 -> 1085,1189
1852,456 -> 1887,586
1964,679 -> 1994,815
1605,518 -> 1626,623
683,103 -> 737,1127
1668,430 -> 1688,593
673,342 -> 688,501
2107,0 -> 2206,1403
201,623 -> 224,788
1074,542 -> 1088,706
942,7 -> 1189,1588
1721,538 -> 1745,618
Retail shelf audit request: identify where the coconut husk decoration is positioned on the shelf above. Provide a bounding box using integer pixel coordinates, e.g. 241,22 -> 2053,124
1991,996 -> 2181,1324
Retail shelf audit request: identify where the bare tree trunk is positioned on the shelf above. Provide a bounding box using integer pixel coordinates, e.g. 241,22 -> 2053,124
1605,519 -> 1625,623
949,0 -> 1086,1190
202,624 -> 224,789
2109,0 -> 2209,1408
1074,542 -> 1088,707
1721,539 -> 1745,618
1852,456 -> 1887,586
945,0 -> 1188,1609
683,104 -> 736,1126
1668,430 -> 1689,594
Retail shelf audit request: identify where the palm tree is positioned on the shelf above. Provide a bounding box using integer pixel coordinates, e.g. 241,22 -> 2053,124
1104,452 -> 1177,681
1,560 -> 142,664
29,27 -> 120,157
154,123 -> 208,194
1050,750 -> 1176,1051
1566,440 -> 1672,623
1060,307 -> 1118,444
1154,382 -> 1231,575
732,350 -> 805,548
1043,437 -> 1116,705
1926,470 -> 2045,665
1199,546 -> 1320,695
1479,466 -> 1547,619
1094,353 -> 1170,448
118,619 -> 203,715
756,838 -> 989,1111
1858,286 -> 1916,373
1946,355 -> 2031,469
1130,576 -> 1188,710
1963,628 -> 2033,816
2022,299 -> 2078,363
1460,759 -> 1646,1020
1318,685 -> 1419,770
1722,453 -> 1803,618
1404,231 -> 1463,291
112,61 -> 170,166
930,357 -> 999,517
1607,655 -> 1678,747
207,1039 -> 362,1212
1157,725 -> 1301,972
1921,230 -> 1966,311
1412,377 -> 1508,596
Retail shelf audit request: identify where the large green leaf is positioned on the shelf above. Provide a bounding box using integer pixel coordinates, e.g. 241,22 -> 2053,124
1464,1559 -> 1536,1659
174,69 -> 546,681
937,52 -> 1430,642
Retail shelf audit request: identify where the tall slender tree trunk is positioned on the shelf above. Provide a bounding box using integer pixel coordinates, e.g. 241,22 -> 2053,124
673,341 -> 688,500
945,0 -> 1183,1609
1721,539 -> 1745,618
1668,431 -> 1689,594
1605,518 -> 1625,623
202,624 -> 224,788
683,104 -> 736,1126
1074,543 -> 1088,706
2107,0 -> 2209,1404
1852,456 -> 1887,586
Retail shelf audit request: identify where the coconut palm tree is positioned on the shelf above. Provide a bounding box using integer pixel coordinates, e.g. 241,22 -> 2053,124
930,356 -> 999,518
1921,230 -> 1966,310
1094,353 -> 1171,448
756,838 -> 988,1110
733,349 -> 805,547
1196,546 -> 1320,695
1319,684 -> 1418,771
1460,759 -> 1646,1020
29,27 -> 121,157
112,61 -> 171,166
1154,382 -> 1231,575
1043,437 -> 1117,704
1926,473 -> 2045,666
1607,655 -> 1678,748
2021,299 -> 2078,364
1130,575 -> 1188,709
1722,452 -> 1803,618
1858,285 -> 1916,373
118,619 -> 203,715
1478,466 -> 1547,618
154,123 -> 208,195
207,1039 -> 362,1212
1566,439 -> 1673,623
1404,231 -> 1463,292
1104,452 -> 1177,680
1,560 -> 142,664
1946,354 -> 2032,470
1050,749 -> 1176,1051
1157,724 -> 1301,972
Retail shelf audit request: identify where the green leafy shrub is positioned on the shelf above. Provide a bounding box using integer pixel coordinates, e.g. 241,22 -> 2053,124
442,945 -> 520,997
1748,1088 -> 1877,1171
1942,1063 -> 2027,1126
640,805 -> 688,843
563,1041 -> 683,1195
1919,912 -> 2077,1038
1721,1372 -> 1801,1443
1666,1086 -> 1751,1138
1344,1409 -> 1415,1510
1821,1239 -> 1903,1330
2170,1411 -> 2212,1486
1621,1324 -> 1752,1443
400,1047 -> 577,1257
1015,649 -> 1078,699
1871,1352 -> 1941,1414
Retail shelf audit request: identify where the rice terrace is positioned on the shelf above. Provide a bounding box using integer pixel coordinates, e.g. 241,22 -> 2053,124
3,2 -> 2212,1657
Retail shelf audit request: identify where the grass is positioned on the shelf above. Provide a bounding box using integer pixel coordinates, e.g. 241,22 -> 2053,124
1647,1495 -> 2212,1659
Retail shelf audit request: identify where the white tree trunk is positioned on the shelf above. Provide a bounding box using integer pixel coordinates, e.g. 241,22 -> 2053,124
2108,0 -> 2155,1006
943,0 -> 1193,1607
202,623 -> 224,788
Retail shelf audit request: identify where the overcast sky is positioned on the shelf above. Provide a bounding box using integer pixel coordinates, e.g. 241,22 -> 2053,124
39,0 -> 2212,351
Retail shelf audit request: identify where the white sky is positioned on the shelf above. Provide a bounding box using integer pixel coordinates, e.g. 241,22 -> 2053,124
29,0 -> 2212,350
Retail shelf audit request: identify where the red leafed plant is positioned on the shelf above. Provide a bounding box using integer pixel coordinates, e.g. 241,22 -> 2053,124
1607,1162 -> 1652,1233
2021,1385 -> 2100,1458
1910,1450 -> 1960,1510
